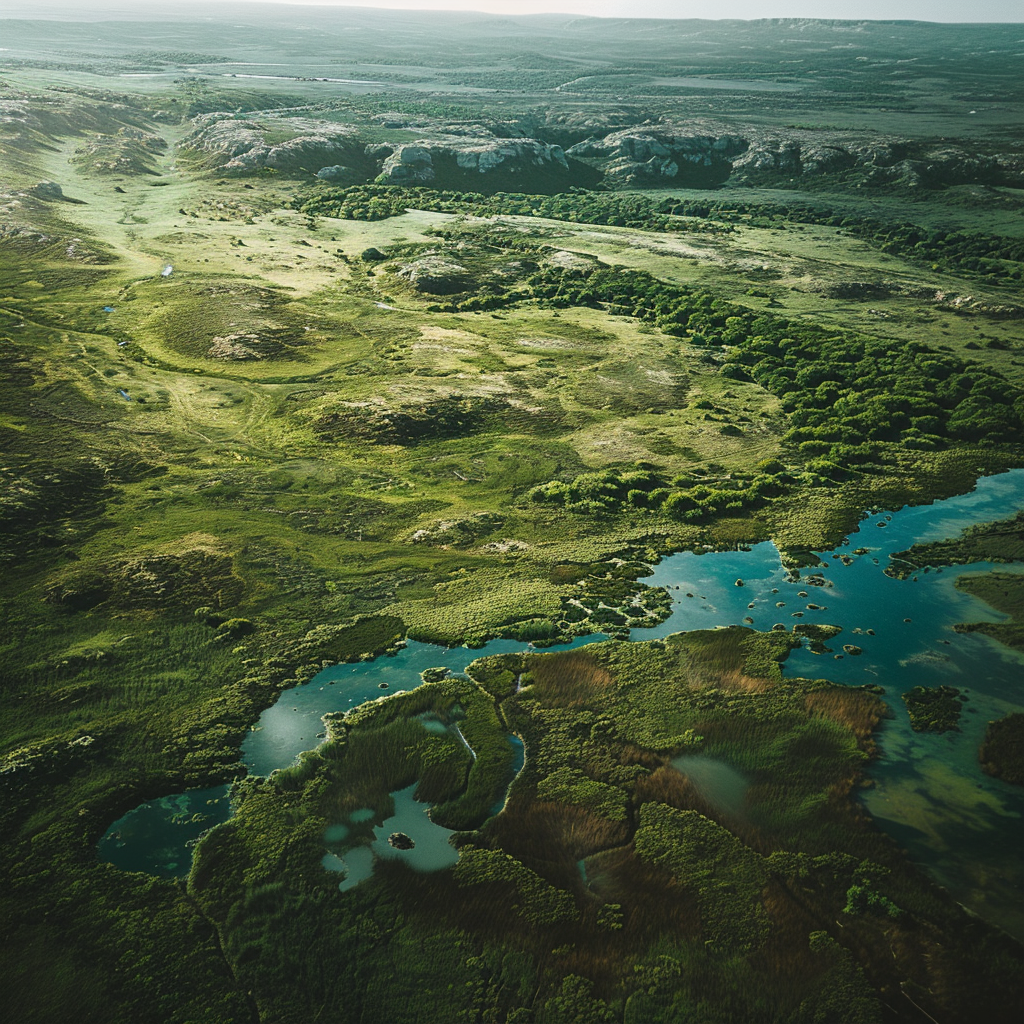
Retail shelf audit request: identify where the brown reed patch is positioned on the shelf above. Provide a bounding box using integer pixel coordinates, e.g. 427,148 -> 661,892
715,666 -> 771,693
524,651 -> 615,708
633,765 -> 717,819
805,687 -> 884,743
488,796 -> 630,885
618,742 -> 665,771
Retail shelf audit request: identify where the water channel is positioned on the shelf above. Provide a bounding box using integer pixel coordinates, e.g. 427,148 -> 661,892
99,470 -> 1024,937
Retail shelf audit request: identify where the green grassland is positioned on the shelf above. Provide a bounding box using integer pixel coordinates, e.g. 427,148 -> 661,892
2,11 -> 1024,1023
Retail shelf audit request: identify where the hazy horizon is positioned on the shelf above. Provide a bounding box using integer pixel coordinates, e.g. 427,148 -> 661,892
4,0 -> 1022,24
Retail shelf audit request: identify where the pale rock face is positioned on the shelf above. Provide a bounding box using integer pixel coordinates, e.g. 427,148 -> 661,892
396,255 -> 471,294
800,146 -> 855,175
568,130 -> 745,183
731,148 -> 778,172
379,145 -> 435,183
453,139 -> 568,172
377,138 -> 569,181
316,165 -> 353,181
732,141 -> 801,174
181,115 -> 360,173
388,145 -> 433,167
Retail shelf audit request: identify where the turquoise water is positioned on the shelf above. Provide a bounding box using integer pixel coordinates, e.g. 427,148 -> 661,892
488,734 -> 527,817
99,470 -> 1024,935
243,633 -> 604,778
641,470 -> 1024,938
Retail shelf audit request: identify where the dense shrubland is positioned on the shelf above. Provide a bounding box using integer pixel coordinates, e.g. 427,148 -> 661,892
298,184 -> 1024,286
297,183 -> 732,233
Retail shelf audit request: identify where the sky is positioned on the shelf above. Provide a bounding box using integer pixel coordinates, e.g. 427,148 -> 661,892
230,0 -> 1024,19
13,0 -> 1024,22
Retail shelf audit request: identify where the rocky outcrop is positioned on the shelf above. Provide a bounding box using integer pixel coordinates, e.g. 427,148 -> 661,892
71,127 -> 166,176
31,181 -> 65,200
179,111 -> 1024,192
379,144 -> 435,184
315,164 -> 358,182
179,114 -> 581,189
455,139 -> 569,173
395,255 -> 471,294
568,130 -> 746,186
180,115 -> 365,175
375,138 -> 571,186
568,123 -> 1024,190
207,334 -> 266,361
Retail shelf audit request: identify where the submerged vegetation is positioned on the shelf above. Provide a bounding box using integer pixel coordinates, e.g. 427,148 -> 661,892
186,629 -> 1020,1023
1,6 -> 1023,1023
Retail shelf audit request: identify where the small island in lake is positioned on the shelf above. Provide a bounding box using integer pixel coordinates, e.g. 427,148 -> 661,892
980,713 -> 1024,786
902,685 -> 964,733
387,832 -> 415,850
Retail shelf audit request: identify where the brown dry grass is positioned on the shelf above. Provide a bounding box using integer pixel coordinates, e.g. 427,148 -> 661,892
488,796 -> 629,883
524,651 -> 615,708
805,687 -> 884,744
714,665 -> 771,693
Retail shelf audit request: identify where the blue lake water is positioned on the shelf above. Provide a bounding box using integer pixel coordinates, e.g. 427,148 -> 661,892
97,786 -> 233,878
99,470 -> 1024,936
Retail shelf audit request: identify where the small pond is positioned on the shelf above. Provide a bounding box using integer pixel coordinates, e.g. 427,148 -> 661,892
671,754 -> 749,821
322,783 -> 460,891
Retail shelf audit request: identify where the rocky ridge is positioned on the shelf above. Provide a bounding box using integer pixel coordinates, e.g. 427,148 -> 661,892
180,114 -> 365,174
177,112 -> 1024,193
568,124 -> 1024,189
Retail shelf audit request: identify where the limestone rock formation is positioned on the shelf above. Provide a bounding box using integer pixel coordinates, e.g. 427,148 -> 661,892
181,115 -> 363,175
395,255 -> 471,294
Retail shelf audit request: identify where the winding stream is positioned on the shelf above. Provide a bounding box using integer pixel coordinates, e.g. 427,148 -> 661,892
99,470 -> 1024,937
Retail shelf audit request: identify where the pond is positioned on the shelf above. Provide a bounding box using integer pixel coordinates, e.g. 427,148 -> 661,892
671,754 -> 749,821
322,783 -> 461,891
97,785 -> 233,879
99,470 -> 1024,936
